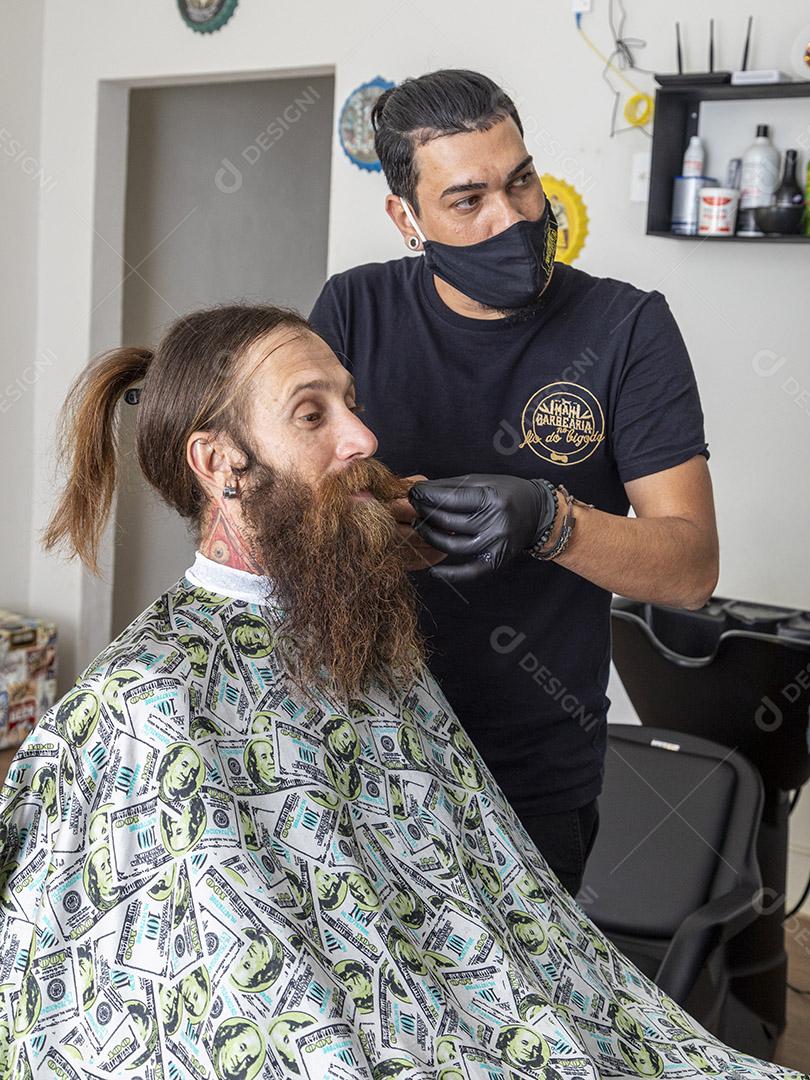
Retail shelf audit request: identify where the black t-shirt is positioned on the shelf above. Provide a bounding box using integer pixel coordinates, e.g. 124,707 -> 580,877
309,257 -> 709,815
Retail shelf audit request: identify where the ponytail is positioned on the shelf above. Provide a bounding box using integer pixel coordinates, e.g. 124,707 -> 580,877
42,347 -> 152,574
43,303 -> 312,576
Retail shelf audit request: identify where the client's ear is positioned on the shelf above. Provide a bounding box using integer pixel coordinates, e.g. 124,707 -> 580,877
186,431 -> 247,500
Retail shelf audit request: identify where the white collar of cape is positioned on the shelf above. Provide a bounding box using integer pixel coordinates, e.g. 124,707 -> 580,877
184,550 -> 275,606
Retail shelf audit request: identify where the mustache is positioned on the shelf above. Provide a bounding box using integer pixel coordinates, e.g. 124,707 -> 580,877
306,459 -> 415,559
316,458 -> 414,504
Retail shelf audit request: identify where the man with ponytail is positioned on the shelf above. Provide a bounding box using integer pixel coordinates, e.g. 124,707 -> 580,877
0,306 -> 794,1079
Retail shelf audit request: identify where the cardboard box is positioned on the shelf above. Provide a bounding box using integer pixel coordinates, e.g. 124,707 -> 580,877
0,610 -> 58,750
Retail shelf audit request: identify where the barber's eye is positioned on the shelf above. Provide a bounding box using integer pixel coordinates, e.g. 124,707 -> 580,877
349,403 -> 366,415
299,412 -> 321,424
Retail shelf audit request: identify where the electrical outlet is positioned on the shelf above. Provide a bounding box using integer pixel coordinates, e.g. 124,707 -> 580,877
630,151 -> 651,203
571,0 -> 592,12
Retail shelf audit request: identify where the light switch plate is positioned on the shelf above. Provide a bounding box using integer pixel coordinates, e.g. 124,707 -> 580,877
630,150 -> 651,203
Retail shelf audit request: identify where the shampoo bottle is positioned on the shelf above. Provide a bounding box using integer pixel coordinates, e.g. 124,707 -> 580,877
682,136 -> 705,178
738,124 -> 780,235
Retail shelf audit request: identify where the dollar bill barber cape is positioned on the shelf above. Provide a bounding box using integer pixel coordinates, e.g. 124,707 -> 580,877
0,552 -> 804,1080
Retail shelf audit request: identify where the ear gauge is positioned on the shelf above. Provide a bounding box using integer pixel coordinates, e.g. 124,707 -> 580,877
222,480 -> 239,499
407,235 -> 421,250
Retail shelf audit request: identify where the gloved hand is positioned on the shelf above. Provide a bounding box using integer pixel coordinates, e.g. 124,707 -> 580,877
408,474 -> 557,584
385,474 -> 448,573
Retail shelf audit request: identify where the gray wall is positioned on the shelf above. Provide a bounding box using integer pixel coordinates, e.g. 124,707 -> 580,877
112,74 -> 334,633
0,0 -> 45,615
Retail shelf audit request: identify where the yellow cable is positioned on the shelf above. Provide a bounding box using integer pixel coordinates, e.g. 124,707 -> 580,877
577,23 -> 642,92
624,92 -> 653,127
577,24 -> 654,127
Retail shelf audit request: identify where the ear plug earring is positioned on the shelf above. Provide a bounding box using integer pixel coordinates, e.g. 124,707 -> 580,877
223,481 -> 239,499
407,235 -> 421,250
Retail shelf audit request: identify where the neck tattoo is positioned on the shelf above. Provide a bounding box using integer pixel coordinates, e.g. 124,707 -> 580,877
199,499 -> 264,575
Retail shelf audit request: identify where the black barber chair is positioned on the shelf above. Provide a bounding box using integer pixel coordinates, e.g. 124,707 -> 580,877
579,726 -> 764,1035
603,597 -> 810,1058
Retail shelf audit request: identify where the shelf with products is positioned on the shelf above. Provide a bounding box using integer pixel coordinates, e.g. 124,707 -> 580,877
647,80 -> 810,242
647,230 -> 810,243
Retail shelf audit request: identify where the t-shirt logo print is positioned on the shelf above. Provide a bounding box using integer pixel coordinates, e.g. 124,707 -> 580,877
519,381 -> 605,465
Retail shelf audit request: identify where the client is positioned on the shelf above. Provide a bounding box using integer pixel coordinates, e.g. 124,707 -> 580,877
0,305 -> 802,1079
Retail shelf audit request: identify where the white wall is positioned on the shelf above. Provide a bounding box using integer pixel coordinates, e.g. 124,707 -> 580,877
0,0 -> 45,615
10,0 -> 810,912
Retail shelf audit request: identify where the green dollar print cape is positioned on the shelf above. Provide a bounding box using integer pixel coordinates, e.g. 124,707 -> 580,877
0,554 -> 804,1080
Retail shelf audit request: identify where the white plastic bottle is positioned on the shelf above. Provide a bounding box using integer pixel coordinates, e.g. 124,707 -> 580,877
738,124 -> 780,234
682,136 -> 705,178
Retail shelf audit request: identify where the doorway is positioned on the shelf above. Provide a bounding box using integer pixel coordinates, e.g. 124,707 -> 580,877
111,74 -> 334,633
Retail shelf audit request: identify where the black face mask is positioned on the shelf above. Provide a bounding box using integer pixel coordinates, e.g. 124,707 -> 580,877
403,199 -> 558,310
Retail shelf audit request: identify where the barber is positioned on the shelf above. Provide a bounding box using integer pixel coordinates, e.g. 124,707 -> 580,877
310,69 -> 719,896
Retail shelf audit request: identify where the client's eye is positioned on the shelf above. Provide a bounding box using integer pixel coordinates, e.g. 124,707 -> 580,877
349,403 -> 366,415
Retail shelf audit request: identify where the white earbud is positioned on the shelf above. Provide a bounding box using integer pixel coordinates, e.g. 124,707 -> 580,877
400,196 -> 427,249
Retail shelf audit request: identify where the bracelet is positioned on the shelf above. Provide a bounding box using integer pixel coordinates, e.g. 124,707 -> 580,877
528,485 -> 594,562
525,484 -> 565,559
529,479 -> 559,551
537,487 -> 574,561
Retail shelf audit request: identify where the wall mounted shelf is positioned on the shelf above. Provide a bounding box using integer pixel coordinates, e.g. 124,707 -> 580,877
647,230 -> 810,243
647,80 -> 810,242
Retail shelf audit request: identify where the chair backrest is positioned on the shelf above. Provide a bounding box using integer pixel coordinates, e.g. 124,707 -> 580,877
582,725 -> 763,940
611,607 -> 810,792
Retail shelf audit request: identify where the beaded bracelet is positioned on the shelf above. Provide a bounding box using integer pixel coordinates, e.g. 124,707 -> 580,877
528,485 -> 594,562
536,487 -> 575,561
529,478 -> 560,551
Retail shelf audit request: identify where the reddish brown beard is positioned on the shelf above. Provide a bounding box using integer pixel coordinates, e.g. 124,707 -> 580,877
240,458 -> 425,699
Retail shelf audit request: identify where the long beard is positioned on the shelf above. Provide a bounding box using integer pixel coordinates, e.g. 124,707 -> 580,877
241,458 -> 425,699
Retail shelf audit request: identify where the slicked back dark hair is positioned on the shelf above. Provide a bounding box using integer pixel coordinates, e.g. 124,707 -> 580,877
371,69 -> 524,215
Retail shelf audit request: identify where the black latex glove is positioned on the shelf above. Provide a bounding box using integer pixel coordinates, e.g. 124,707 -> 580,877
408,474 -> 557,584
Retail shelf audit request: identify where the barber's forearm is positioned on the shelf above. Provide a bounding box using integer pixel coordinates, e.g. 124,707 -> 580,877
552,502 -> 719,611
